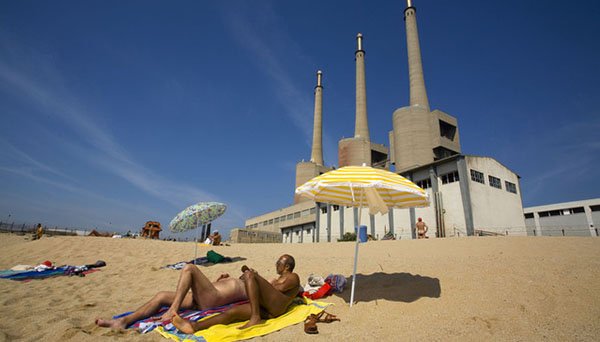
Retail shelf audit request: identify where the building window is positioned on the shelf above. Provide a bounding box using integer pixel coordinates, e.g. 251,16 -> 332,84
524,213 -> 534,219
268,219 -> 273,224
301,209 -> 310,217
333,205 -> 339,211
262,220 -> 268,226
280,215 -> 286,222
309,207 -> 316,214
441,171 -> 459,184
415,178 -> 431,189
306,229 -> 311,234
488,175 -> 501,189
321,206 -> 328,214
505,181 -> 517,194
293,212 -> 301,219
539,208 -> 584,217
565,207 -> 585,214
274,217 -> 279,223
470,169 -> 485,184
591,205 -> 600,212
287,213 -> 293,220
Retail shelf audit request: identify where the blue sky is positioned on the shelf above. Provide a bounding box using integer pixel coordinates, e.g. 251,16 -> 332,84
1,1 -> 599,238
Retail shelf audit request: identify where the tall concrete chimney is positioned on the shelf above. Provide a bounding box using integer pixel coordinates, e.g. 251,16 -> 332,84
404,0 -> 430,111
391,0 -> 461,172
310,70 -> 324,165
354,33 -> 370,140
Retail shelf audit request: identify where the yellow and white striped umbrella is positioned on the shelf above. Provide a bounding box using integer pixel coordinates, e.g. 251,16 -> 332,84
295,165 -> 429,214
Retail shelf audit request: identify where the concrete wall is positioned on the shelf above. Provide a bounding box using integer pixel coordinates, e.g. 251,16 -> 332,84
538,214 -> 589,236
230,229 -> 282,243
465,156 -> 526,235
524,218 -> 536,236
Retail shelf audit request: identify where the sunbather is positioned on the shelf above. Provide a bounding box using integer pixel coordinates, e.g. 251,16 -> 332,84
95,264 -> 248,330
172,254 -> 300,333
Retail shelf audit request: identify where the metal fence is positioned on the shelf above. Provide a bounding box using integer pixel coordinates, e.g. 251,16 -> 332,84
0,222 -> 92,237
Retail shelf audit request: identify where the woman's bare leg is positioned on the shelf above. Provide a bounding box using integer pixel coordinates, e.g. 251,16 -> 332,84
95,291 -> 194,329
159,264 -> 218,321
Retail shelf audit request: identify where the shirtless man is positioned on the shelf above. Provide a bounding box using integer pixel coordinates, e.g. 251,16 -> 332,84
415,217 -> 428,239
95,264 -> 247,330
173,254 -> 300,333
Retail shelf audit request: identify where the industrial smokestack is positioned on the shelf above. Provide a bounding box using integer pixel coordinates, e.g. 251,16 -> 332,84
404,0 -> 430,111
310,70 -> 324,165
354,33 -> 370,140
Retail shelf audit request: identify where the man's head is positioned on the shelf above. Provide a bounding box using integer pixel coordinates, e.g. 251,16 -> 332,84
417,217 -> 422,222
276,254 -> 295,274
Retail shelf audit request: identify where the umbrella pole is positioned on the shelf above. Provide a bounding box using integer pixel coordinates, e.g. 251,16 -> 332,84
350,189 -> 364,307
350,233 -> 359,307
194,225 -> 200,265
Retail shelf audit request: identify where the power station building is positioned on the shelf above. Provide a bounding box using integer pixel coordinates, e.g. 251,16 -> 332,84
243,1 -> 526,243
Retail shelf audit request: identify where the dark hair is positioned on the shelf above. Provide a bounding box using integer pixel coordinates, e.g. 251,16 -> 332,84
281,254 -> 295,271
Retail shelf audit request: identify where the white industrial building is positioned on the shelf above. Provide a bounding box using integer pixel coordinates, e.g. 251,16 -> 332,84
243,1 -> 529,243
523,198 -> 600,237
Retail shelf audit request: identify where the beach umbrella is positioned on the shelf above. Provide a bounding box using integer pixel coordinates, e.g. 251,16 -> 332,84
295,165 -> 429,306
169,202 -> 227,264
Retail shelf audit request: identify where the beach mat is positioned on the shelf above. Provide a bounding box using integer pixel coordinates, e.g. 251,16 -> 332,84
163,256 -> 246,270
115,301 -> 250,333
0,266 -> 100,281
154,298 -> 331,342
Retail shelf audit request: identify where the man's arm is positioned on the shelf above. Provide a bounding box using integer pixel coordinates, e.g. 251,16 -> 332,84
270,273 -> 300,295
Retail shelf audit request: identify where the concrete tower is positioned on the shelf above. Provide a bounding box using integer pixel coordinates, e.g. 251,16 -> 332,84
310,70 -> 324,165
295,71 -> 333,203
354,33 -> 370,140
339,33 -> 388,168
391,0 -> 461,172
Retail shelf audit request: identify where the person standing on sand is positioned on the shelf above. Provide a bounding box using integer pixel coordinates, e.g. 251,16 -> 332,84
35,223 -> 43,240
95,264 -> 248,330
415,217 -> 428,239
173,254 -> 300,333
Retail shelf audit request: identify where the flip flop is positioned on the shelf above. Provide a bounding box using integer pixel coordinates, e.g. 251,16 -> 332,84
304,314 -> 318,334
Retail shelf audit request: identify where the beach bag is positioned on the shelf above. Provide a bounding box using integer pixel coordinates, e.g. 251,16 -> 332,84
325,274 -> 347,293
206,250 -> 225,263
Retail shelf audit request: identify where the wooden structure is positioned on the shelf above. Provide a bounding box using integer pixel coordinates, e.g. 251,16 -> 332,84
141,221 -> 162,239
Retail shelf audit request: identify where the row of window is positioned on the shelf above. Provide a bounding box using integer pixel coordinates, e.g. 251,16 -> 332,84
538,207 -> 585,217
414,171 -> 459,190
470,169 -> 518,194
246,207 -> 316,229
525,205 -> 600,219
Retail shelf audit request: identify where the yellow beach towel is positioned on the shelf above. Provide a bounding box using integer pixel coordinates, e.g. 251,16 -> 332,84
155,298 -> 331,342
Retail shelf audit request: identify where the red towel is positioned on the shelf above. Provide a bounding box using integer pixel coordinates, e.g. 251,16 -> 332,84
303,282 -> 332,300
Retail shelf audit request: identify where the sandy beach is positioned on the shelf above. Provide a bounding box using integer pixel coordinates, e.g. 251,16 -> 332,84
0,233 -> 599,341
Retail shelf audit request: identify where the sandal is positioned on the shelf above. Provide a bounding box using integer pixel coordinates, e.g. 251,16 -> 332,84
315,311 -> 340,323
304,314 -> 318,334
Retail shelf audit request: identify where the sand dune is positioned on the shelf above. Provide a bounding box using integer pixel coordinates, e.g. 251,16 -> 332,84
0,233 -> 599,341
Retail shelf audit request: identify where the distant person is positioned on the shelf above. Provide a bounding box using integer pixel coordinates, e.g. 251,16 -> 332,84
34,223 -> 43,240
210,231 -> 222,246
172,254 -> 300,333
88,229 -> 111,237
415,217 -> 428,239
